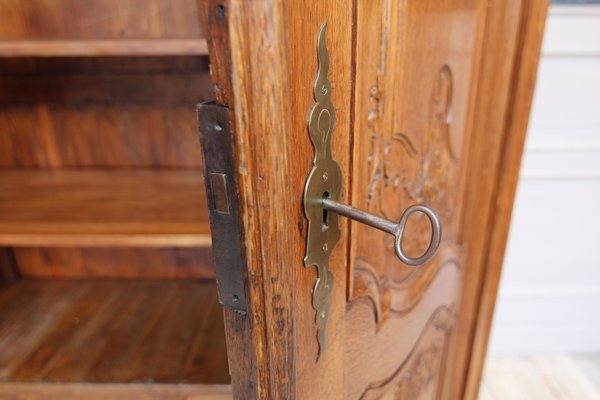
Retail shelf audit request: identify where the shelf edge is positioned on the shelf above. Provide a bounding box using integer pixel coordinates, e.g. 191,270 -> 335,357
0,39 -> 209,57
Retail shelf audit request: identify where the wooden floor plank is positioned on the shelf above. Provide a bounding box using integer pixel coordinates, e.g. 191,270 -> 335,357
572,354 -> 600,391
0,280 -> 229,385
477,380 -> 499,400
531,354 -> 600,400
481,354 -> 600,400
482,356 -> 559,399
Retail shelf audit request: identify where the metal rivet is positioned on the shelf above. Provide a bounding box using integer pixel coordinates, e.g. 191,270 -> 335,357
322,172 -> 328,182
322,243 -> 328,252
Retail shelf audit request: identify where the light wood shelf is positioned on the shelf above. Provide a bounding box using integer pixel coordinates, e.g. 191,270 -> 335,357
0,280 -> 230,386
0,170 -> 211,247
0,383 -> 232,400
0,39 -> 208,57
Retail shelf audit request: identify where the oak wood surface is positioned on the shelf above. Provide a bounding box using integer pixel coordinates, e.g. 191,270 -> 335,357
0,0 -> 545,397
201,1 -> 353,398
462,2 -> 550,399
12,247 -> 215,280
0,248 -> 20,283
0,54 -> 213,278
0,170 -> 210,247
0,0 -> 204,41
0,39 -> 208,58
0,383 -> 232,400
440,0 -> 529,397
202,1 -> 547,399
0,56 -> 210,169
346,1 -> 488,398
0,280 -> 229,384
199,3 -> 262,399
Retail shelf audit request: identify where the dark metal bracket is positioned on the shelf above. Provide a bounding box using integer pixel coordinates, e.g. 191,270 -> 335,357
197,102 -> 247,313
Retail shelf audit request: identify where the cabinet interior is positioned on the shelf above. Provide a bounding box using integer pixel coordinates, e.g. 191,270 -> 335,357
0,1 -> 231,392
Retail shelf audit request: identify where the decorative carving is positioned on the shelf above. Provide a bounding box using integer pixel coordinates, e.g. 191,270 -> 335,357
352,64 -> 461,325
360,306 -> 456,400
353,249 -> 461,325
392,331 -> 447,399
303,23 -> 342,359
365,64 -> 456,219
400,64 -> 457,220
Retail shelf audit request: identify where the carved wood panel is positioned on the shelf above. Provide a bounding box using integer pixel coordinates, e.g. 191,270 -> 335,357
360,306 -> 455,400
345,0 -> 487,398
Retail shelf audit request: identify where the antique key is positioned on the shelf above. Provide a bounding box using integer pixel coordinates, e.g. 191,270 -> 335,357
303,23 -> 443,358
321,198 -> 441,266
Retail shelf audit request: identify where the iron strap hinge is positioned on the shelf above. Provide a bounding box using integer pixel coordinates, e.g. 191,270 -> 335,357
197,101 -> 247,313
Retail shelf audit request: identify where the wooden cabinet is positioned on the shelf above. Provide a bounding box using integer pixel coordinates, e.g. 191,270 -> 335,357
0,1 -> 230,398
200,1 -> 548,399
0,1 -> 547,399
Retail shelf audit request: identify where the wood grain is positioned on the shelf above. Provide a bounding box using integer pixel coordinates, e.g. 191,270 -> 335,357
462,1 -> 550,399
199,3 -> 264,399
340,1 -> 549,398
345,1 -> 487,398
12,247 -> 214,280
201,1 -> 354,398
480,355 -> 600,400
0,0 -> 204,41
0,383 -> 232,400
201,0 -> 546,398
442,0 -> 527,397
0,39 -> 208,57
0,280 -> 229,384
286,3 -> 354,398
0,170 -> 210,247
0,56 -> 210,169
0,248 -> 20,283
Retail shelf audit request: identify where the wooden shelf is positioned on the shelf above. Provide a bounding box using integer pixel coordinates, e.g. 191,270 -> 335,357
0,39 -> 208,57
0,280 -> 230,385
0,383 -> 232,400
0,170 -> 211,247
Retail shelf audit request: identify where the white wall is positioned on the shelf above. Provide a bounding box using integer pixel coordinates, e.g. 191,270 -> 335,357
488,5 -> 600,354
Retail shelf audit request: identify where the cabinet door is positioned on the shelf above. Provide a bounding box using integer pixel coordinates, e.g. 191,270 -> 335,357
199,1 -> 548,399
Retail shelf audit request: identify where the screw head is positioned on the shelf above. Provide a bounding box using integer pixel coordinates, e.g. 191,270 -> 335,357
322,243 -> 328,252
322,172 -> 328,182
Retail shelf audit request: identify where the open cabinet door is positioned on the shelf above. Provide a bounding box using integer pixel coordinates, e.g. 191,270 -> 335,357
198,1 -> 548,399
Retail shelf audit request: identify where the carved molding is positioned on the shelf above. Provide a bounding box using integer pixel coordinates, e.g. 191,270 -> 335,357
352,243 -> 461,326
366,64 -> 456,217
359,306 -> 456,400
351,64 -> 462,326
399,64 -> 457,224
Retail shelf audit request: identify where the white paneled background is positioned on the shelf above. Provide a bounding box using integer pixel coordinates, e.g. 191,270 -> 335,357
488,5 -> 600,354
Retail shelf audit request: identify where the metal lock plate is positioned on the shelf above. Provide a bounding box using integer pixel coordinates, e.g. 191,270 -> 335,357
302,24 -> 441,360
198,102 -> 247,313
303,23 -> 342,358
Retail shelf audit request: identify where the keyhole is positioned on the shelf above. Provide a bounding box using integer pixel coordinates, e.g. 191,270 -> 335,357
322,192 -> 330,231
